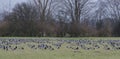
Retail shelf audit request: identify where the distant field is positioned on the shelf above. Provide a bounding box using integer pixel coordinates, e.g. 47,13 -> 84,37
0,37 -> 120,59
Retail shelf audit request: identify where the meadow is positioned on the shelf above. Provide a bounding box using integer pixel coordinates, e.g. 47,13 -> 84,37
0,37 -> 120,59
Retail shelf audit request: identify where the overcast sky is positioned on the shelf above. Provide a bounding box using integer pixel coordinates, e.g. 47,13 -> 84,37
0,0 -> 27,12
0,0 -> 98,13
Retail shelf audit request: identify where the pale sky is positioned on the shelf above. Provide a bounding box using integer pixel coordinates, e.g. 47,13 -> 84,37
0,0 -> 27,12
0,0 -> 98,13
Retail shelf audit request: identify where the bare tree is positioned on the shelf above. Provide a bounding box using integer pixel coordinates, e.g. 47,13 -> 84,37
56,10 -> 70,37
3,2 -> 38,36
33,0 -> 57,36
60,0 -> 89,36
107,0 -> 120,21
106,0 -> 120,36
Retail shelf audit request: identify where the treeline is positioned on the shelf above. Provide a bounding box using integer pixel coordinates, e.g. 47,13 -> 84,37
0,0 -> 120,37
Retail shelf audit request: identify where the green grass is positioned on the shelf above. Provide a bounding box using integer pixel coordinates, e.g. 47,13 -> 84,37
0,37 -> 120,59
0,45 -> 120,59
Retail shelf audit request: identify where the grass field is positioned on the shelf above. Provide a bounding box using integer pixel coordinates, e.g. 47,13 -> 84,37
0,37 -> 120,59
1,49 -> 120,59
